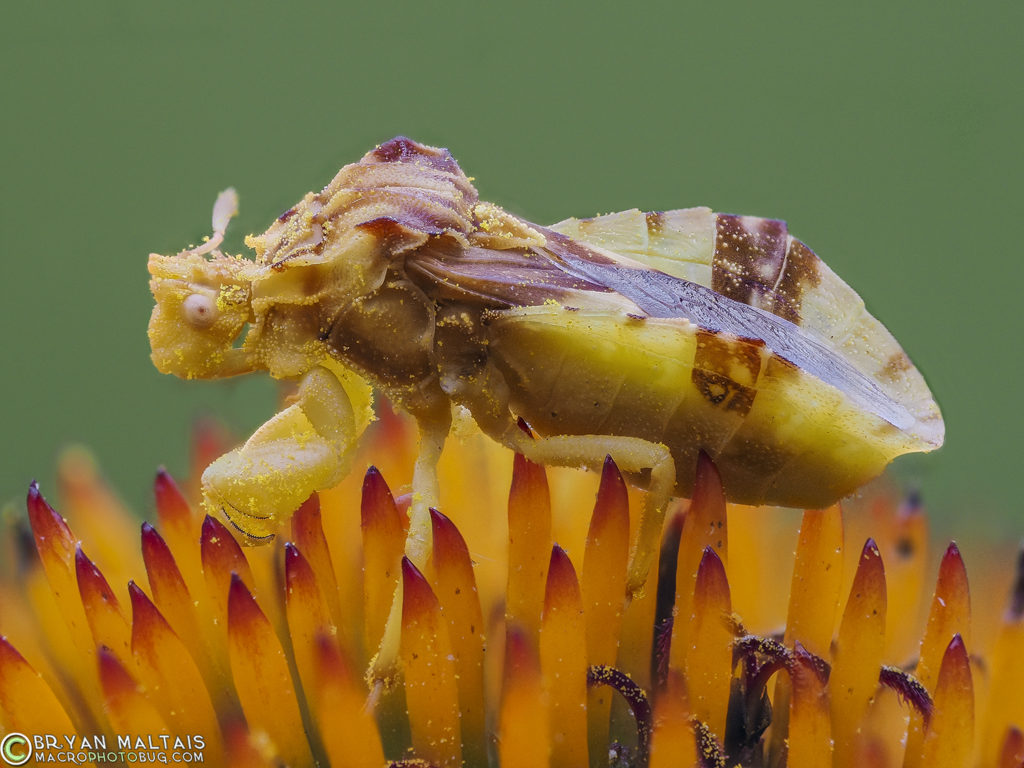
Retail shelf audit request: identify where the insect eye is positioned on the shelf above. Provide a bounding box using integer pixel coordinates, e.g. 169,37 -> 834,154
183,293 -> 217,328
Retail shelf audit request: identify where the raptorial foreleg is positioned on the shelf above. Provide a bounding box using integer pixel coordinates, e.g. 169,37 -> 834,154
202,364 -> 369,542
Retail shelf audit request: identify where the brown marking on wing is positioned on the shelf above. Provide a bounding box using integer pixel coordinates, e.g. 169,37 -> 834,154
531,232 -> 920,431
694,329 -> 764,387
879,350 -> 913,385
692,329 -> 765,415
532,222 -> 901,428
772,238 -> 822,324
644,211 -> 665,234
692,369 -> 757,414
713,214 -> 789,309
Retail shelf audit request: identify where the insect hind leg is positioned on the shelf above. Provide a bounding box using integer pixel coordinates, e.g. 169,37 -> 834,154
508,429 -> 674,598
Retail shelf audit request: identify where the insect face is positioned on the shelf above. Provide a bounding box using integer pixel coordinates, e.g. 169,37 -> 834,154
147,251 -> 255,379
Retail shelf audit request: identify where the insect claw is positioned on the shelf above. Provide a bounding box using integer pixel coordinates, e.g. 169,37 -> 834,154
223,509 -> 276,544
220,496 -> 273,522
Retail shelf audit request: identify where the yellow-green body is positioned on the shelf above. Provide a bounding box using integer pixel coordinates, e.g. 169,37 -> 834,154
147,137 -> 943,596
488,307 -> 920,509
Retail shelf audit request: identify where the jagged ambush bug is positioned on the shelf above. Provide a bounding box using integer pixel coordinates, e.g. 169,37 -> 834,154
148,136 -> 943,593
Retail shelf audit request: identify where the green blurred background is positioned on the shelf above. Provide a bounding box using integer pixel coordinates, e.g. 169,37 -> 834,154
2,1 -> 1020,538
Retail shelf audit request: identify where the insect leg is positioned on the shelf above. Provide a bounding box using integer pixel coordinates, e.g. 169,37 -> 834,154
508,430 -> 675,598
201,364 -> 367,542
406,404 -> 452,565
445,347 -> 674,595
365,402 -> 451,693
